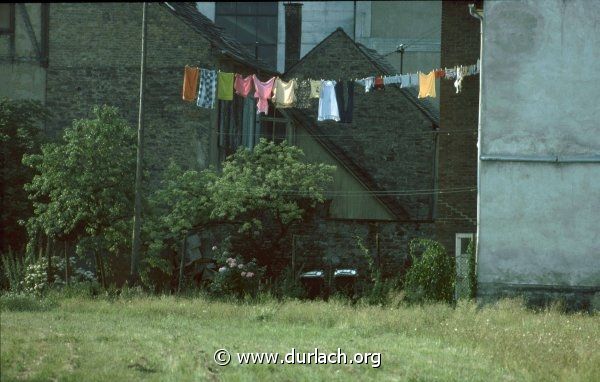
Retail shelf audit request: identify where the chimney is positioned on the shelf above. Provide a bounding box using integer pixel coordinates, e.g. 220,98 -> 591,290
284,3 -> 303,72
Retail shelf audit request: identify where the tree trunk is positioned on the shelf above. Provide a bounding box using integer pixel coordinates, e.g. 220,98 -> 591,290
64,241 -> 69,286
46,236 -> 52,284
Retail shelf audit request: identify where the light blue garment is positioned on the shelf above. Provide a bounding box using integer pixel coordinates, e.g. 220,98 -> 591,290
383,75 -> 402,85
409,73 -> 419,88
318,80 -> 340,122
356,76 -> 375,93
400,74 -> 411,88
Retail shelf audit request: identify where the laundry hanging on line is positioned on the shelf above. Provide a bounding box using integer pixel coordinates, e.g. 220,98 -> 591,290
182,59 -> 479,121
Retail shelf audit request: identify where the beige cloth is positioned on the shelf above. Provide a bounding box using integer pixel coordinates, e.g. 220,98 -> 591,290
309,80 -> 322,98
418,71 -> 436,99
272,78 -> 297,108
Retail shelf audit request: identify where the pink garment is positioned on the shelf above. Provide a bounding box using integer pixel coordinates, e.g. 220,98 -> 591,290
252,75 -> 276,114
234,74 -> 254,97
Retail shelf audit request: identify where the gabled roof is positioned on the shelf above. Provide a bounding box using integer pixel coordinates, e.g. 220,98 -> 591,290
160,2 -> 278,75
284,28 -> 439,126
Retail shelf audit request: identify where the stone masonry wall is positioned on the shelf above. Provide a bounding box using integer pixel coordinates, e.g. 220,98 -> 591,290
45,3 -> 225,187
435,1 -> 480,256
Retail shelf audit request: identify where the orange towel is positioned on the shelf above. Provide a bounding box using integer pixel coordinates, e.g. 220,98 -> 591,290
182,66 -> 199,101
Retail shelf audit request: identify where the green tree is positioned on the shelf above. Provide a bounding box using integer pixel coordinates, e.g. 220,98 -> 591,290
208,139 -> 335,272
0,98 -> 47,252
23,106 -> 136,269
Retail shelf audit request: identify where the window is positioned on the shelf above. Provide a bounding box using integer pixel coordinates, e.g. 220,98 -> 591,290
217,95 -> 294,162
259,108 -> 292,145
0,4 -> 15,34
215,2 -> 278,70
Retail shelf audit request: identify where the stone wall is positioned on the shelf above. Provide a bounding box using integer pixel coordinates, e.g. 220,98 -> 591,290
44,3 -> 225,187
435,1 -> 480,256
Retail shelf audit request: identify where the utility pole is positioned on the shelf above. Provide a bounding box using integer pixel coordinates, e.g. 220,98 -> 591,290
130,2 -> 147,283
397,44 -> 405,74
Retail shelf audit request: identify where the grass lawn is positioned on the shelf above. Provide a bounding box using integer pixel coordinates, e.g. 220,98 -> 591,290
1,294 -> 598,381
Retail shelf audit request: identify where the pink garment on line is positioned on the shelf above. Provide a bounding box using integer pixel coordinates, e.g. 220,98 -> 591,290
234,74 -> 254,97
252,75 -> 276,114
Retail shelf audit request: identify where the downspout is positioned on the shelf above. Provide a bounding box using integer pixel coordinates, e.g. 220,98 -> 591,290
431,125 -> 440,220
468,3 -> 483,273
353,1 -> 357,41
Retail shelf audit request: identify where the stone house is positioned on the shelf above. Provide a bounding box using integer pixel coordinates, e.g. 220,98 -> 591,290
245,27 -> 444,276
0,2 -> 275,181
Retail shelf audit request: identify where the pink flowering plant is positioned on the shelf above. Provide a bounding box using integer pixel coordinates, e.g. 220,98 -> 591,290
210,249 -> 265,297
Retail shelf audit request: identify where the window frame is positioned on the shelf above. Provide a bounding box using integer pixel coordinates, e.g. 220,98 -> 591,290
214,2 -> 278,69
0,3 -> 15,35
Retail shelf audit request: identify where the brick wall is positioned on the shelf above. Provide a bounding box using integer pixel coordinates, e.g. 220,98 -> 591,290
285,30 -> 437,220
435,1 -> 481,256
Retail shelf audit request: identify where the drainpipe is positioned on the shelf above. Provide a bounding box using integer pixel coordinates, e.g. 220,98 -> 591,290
353,1 -> 357,41
468,3 -> 483,276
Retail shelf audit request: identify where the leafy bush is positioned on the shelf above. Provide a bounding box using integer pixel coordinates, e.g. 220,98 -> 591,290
22,255 -> 97,294
208,139 -> 335,272
404,238 -> 455,303
144,139 -> 335,284
269,266 -> 305,299
0,292 -> 58,312
143,161 -> 216,287
354,235 -> 396,305
210,251 -> 265,298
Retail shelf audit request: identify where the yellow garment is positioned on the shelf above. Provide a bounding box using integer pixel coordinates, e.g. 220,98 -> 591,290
272,78 -> 297,108
217,72 -> 234,101
418,71 -> 436,99
309,80 -> 321,98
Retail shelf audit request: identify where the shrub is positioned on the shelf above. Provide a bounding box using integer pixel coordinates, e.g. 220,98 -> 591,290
22,255 -> 98,294
269,266 -> 305,299
404,238 -> 455,303
210,254 -> 265,298
0,292 -> 58,312
354,235 -> 396,305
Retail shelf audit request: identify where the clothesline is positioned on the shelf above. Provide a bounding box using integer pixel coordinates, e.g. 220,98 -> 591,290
181,59 -> 480,123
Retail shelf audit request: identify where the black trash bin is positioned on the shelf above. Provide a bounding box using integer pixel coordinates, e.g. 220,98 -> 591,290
333,269 -> 358,298
300,270 -> 325,299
